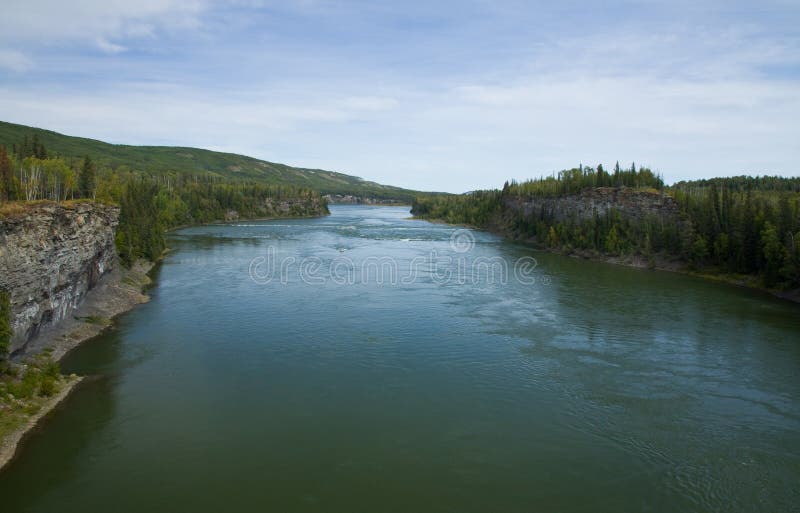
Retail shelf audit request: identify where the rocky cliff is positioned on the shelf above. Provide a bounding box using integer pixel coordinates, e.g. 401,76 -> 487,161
0,202 -> 119,355
223,196 -> 329,221
502,187 -> 681,224
323,194 -> 408,206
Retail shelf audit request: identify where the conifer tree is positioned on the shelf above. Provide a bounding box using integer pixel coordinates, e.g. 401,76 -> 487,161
79,155 -> 96,199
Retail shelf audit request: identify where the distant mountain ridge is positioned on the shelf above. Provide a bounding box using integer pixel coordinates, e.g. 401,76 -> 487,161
0,120 -> 421,202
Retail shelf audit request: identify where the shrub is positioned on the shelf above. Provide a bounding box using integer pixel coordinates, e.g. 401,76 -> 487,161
39,376 -> 57,397
0,289 -> 11,361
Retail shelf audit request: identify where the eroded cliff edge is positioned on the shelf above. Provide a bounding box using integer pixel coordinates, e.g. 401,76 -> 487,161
500,187 -> 681,224
0,201 -> 119,356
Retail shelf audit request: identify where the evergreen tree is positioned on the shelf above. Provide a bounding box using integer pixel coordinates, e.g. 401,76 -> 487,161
79,155 -> 96,199
605,225 -> 620,255
0,289 -> 10,362
0,146 -> 13,201
761,222 -> 785,287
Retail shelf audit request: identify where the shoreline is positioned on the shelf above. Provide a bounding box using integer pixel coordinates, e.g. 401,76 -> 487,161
16,259 -> 156,363
0,375 -> 83,472
165,211 -> 331,233
415,215 -> 800,305
1,259 -> 156,473
0,210 -> 325,473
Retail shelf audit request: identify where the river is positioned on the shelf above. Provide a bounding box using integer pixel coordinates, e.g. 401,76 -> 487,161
1,205 -> 798,512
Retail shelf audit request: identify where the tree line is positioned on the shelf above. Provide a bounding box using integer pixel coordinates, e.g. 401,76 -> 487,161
114,174 -> 324,265
1,135 -> 327,267
503,163 -> 664,197
0,143 -> 96,202
413,166 -> 800,289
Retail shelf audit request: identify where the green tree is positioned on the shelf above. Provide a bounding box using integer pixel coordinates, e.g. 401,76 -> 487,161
79,155 -> 96,199
691,235 -> 709,266
644,232 -> 655,269
0,289 -> 11,362
761,222 -> 785,287
547,226 -> 560,248
0,145 -> 12,201
605,225 -> 620,255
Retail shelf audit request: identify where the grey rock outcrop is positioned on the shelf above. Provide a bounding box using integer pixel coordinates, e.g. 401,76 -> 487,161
0,202 -> 119,355
503,187 -> 681,223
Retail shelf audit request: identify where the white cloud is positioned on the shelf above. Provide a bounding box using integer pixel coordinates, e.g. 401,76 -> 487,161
343,96 -> 399,111
0,0 -> 206,44
96,38 -> 127,54
1,66 -> 797,192
0,50 -> 34,72
0,1 -> 797,191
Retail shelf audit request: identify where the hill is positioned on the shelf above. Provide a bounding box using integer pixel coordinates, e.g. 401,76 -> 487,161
0,120 -> 420,202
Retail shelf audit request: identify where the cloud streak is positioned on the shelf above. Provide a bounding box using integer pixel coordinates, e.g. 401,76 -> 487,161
0,1 -> 798,192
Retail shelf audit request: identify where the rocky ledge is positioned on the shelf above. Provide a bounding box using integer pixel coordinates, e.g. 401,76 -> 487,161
502,187 -> 682,224
0,201 -> 119,356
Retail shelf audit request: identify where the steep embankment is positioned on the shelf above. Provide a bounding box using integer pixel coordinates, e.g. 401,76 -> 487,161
220,196 -> 329,221
0,202 -> 120,356
0,201 -> 142,472
499,187 -> 681,225
412,186 -> 687,269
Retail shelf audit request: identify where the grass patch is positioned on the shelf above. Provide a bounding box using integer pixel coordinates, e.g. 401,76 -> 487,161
0,354 -> 73,443
75,315 -> 110,326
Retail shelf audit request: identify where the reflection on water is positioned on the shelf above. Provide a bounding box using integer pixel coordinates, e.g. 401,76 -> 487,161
1,205 -> 799,513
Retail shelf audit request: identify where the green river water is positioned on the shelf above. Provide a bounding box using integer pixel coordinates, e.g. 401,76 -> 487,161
1,205 -> 798,512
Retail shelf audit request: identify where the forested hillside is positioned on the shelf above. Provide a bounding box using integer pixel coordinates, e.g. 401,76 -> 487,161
0,130 -> 328,266
0,120 -> 419,202
413,165 -> 800,290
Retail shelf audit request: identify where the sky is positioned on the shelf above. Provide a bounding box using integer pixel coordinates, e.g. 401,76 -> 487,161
0,1 -> 798,192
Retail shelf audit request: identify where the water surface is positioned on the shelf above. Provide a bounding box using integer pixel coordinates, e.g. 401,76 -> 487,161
2,205 -> 799,512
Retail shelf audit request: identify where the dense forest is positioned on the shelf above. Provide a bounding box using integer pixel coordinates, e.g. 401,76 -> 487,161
413,165 -> 800,290
0,121 -> 420,203
0,135 -> 328,265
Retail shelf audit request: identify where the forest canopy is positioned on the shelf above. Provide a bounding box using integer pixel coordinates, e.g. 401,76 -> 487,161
413,165 -> 800,289
0,135 -> 328,266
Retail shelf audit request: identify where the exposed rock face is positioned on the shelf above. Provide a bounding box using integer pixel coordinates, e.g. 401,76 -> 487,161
503,187 -> 681,224
226,197 -> 330,220
257,197 -> 329,217
324,194 -> 407,206
0,202 -> 119,355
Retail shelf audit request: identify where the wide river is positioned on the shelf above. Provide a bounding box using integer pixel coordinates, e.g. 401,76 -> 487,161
2,205 -> 799,512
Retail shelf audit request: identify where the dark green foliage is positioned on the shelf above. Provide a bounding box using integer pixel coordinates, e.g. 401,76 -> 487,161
0,145 -> 13,201
38,376 -> 57,397
113,173 -> 326,266
0,289 -> 10,361
2,358 -> 60,399
671,179 -> 799,286
79,155 -> 96,198
0,121 -> 421,202
499,165 -> 664,197
413,169 -> 800,289
116,179 -> 166,266
12,133 -> 47,160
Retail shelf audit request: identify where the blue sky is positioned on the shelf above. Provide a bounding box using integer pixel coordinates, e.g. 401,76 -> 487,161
0,0 -> 798,192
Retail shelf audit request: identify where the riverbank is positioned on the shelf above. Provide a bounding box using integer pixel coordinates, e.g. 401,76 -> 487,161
0,258 -> 155,472
0,210 -> 330,472
416,215 -> 800,304
0,372 -> 82,471
16,259 -> 155,362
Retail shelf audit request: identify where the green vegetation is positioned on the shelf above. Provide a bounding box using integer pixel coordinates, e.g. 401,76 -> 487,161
413,167 -> 800,290
0,128 -> 331,267
502,162 -> 664,197
671,176 -> 800,287
75,315 -> 110,326
0,289 -> 10,362
0,120 -> 420,202
0,352 -> 74,444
